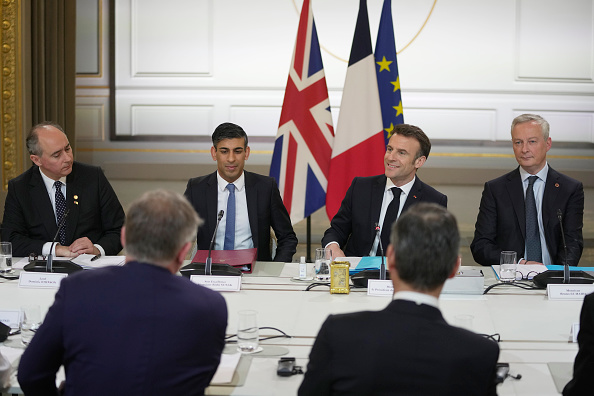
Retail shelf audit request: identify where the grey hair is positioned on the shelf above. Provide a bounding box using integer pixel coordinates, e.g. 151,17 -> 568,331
511,114 -> 550,139
26,122 -> 67,156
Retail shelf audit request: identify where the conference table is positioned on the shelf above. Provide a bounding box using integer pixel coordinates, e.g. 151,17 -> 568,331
0,261 -> 585,395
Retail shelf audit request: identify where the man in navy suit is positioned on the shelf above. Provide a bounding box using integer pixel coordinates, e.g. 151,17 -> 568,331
471,114 -> 584,266
17,190 -> 228,396
300,203 -> 500,396
184,122 -> 297,262
1,122 -> 125,257
563,292 -> 594,395
322,124 -> 447,258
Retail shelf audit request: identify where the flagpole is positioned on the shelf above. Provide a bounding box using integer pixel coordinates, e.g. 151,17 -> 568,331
306,216 -> 312,262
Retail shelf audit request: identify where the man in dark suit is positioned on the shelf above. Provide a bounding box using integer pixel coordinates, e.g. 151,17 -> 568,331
322,124 -> 447,258
17,190 -> 228,396
184,122 -> 297,262
471,114 -> 584,266
563,292 -> 594,395
300,203 -> 500,396
1,122 -> 125,257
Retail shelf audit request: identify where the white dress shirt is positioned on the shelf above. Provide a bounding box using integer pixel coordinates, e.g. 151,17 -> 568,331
393,290 -> 439,308
215,172 -> 253,250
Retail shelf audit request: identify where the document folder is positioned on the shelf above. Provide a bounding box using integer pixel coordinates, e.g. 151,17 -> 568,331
191,248 -> 257,274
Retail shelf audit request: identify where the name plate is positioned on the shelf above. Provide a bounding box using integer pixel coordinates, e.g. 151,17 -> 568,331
190,275 -> 241,292
19,272 -> 67,288
547,284 -> 594,300
0,310 -> 21,329
367,279 -> 393,296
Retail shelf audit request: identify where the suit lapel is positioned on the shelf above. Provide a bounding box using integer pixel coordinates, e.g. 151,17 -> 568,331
65,165 -> 81,244
371,176 -> 385,227
542,167 -> 561,230
402,177 -> 422,212
206,172 -> 220,238
244,171 -> 259,247
29,168 -> 58,239
505,168 -> 526,239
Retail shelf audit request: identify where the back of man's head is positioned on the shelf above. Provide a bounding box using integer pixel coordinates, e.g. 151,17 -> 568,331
390,203 -> 460,291
124,190 -> 202,266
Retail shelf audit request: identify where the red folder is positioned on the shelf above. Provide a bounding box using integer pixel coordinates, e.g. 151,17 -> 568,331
191,248 -> 257,273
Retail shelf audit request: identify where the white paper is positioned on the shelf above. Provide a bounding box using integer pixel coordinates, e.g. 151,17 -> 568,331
335,257 -> 361,270
71,254 -> 125,269
211,353 -> 242,384
19,272 -> 67,288
367,279 -> 393,296
190,275 -> 242,292
547,284 -> 594,300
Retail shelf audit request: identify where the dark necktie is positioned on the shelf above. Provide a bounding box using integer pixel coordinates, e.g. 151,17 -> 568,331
54,180 -> 67,246
378,187 -> 402,256
224,183 -> 236,250
525,176 -> 542,262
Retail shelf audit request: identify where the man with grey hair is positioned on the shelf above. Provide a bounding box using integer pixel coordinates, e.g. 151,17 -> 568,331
300,203 -> 499,395
2,121 -> 125,257
18,190 -> 228,395
471,114 -> 584,266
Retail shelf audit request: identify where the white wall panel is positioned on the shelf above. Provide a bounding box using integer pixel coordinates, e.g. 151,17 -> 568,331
404,109 -> 496,140
75,105 -> 105,141
130,105 -> 213,136
512,110 -> 594,142
229,106 -> 282,138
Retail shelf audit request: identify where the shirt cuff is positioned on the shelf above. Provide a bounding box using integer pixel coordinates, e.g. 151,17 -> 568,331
94,244 -> 106,257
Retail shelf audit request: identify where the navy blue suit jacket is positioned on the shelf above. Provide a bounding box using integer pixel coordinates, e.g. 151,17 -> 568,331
1,162 -> 125,256
299,299 -> 499,396
564,292 -> 594,395
184,171 -> 297,262
17,261 -> 228,396
471,167 -> 584,266
322,175 -> 448,256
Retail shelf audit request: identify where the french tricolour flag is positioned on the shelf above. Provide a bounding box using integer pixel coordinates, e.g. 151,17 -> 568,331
325,0 -> 385,220
270,0 -> 334,225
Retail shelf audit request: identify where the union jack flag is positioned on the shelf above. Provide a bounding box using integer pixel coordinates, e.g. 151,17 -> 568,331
270,0 -> 333,225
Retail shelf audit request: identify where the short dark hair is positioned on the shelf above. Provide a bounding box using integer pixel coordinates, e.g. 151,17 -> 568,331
390,203 -> 459,291
26,121 -> 67,156
392,124 -> 431,160
125,190 -> 202,266
212,122 -> 248,149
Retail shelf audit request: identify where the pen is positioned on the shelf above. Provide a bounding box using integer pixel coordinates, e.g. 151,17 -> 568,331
90,254 -> 101,261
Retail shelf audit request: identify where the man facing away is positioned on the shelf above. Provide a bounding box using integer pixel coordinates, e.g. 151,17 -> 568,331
184,122 -> 297,262
17,190 -> 228,396
300,203 -> 500,395
471,114 -> 584,266
2,121 -> 125,257
322,124 -> 447,258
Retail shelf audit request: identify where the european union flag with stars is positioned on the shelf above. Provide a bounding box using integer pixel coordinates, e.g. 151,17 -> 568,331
375,0 -> 403,145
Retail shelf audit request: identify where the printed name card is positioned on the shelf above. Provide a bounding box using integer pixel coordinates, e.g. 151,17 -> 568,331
19,272 -> 67,288
367,279 -> 393,296
547,284 -> 594,300
0,310 -> 21,329
190,275 -> 241,292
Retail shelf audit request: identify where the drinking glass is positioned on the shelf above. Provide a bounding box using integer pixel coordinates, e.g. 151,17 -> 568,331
0,242 -> 12,274
315,248 -> 331,282
21,305 -> 42,346
237,310 -> 259,353
499,251 -> 518,282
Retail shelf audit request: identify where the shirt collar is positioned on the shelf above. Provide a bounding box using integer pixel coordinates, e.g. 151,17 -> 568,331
393,290 -> 439,308
519,162 -> 549,183
386,176 -> 416,197
217,171 -> 245,192
38,168 -> 67,191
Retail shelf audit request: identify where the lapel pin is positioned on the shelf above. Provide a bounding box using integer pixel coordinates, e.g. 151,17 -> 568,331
413,195 -> 417,199
555,183 -> 559,188
74,195 -> 78,199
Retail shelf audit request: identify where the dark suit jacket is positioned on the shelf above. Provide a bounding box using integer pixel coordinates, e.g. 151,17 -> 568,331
563,292 -> 594,396
321,175 -> 448,256
1,162 -> 125,256
184,170 -> 297,262
17,261 -> 228,396
298,299 -> 500,396
470,167 -> 584,266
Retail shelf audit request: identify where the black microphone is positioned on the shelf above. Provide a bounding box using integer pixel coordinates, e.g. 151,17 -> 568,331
375,222 -> 386,280
205,210 -> 225,275
47,209 -> 70,272
558,209 -> 570,283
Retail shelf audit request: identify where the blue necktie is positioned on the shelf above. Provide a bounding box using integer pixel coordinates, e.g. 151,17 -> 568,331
525,176 -> 542,262
54,181 -> 67,246
224,183 -> 236,250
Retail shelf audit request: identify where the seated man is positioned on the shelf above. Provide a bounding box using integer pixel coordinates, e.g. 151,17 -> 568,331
299,203 -> 499,396
184,122 -> 297,262
17,190 -> 228,395
563,292 -> 594,395
2,122 -> 125,257
471,114 -> 584,266
322,124 -> 447,258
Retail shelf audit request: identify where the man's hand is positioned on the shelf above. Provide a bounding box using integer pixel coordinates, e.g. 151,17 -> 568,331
55,244 -> 76,257
519,259 -> 544,265
68,237 -> 100,256
326,243 -> 345,261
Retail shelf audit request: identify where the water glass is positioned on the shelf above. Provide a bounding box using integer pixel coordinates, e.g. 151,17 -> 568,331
0,242 -> 12,273
21,305 -> 42,346
237,310 -> 259,353
315,248 -> 331,282
499,251 -> 517,283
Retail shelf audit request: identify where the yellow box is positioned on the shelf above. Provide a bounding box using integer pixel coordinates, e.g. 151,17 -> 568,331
330,261 -> 350,294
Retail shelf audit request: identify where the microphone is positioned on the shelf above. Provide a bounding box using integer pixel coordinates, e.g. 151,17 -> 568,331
375,222 -> 386,280
205,210 -> 225,275
558,209 -> 570,283
47,209 -> 70,272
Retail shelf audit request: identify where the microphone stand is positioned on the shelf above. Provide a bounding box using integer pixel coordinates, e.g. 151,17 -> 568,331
47,209 -> 70,272
558,209 -> 570,284
375,223 -> 386,280
206,210 -> 224,275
